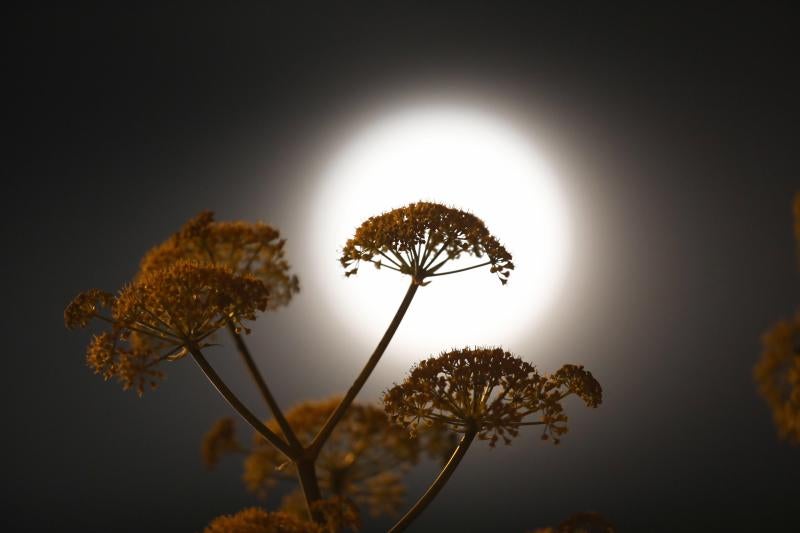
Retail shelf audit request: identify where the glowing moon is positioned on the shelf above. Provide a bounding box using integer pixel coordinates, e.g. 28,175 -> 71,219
308,103 -> 569,360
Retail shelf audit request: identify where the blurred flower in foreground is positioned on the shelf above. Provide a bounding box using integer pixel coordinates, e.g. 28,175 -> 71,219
530,512 -> 615,533
64,261 -> 269,395
220,397 -> 452,518
139,210 -> 299,309
204,507 -> 322,533
383,347 -> 602,446
755,313 -> 800,443
340,201 -> 513,285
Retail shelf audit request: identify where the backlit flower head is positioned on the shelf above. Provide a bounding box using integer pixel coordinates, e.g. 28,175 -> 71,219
65,261 -> 269,394
754,313 -> 800,443
139,211 -> 299,309
340,202 -> 513,285
383,347 -> 602,446
204,507 -> 323,533
115,260 -> 268,343
241,397 -> 450,518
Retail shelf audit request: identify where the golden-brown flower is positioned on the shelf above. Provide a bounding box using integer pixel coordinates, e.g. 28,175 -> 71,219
64,289 -> 114,329
340,202 -> 513,284
202,417 -> 242,469
115,260 -> 268,344
755,313 -> 800,443
65,261 -> 269,395
204,507 -> 323,533
383,347 -> 602,446
139,211 -> 299,309
310,496 -> 362,533
241,397 -> 450,518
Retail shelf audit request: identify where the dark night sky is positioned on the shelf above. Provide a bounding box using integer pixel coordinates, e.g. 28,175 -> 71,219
5,4 -> 799,532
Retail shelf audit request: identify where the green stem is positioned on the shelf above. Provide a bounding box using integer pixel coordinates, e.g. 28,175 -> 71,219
389,428 -> 477,532
189,347 -> 294,460
309,280 -> 419,458
226,322 -> 303,453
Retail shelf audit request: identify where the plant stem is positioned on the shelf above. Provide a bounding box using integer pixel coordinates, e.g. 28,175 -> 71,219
189,346 -> 294,460
296,458 -> 325,524
226,322 -> 303,453
309,280 -> 419,458
389,428 -> 477,533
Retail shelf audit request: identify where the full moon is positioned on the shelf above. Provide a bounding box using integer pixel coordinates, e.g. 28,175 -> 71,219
308,103 -> 569,361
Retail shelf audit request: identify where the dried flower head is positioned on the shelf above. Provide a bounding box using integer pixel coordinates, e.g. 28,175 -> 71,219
65,261 -> 269,394
115,260 -> 268,345
202,417 -> 242,469
340,201 -> 513,285
139,211 -> 299,309
383,347 -> 602,446
241,398 -> 448,518
64,289 -> 114,329
204,507 -> 323,533
754,313 -> 800,443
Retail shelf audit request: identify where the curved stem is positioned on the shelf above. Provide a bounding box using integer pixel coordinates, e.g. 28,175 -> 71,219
309,280 -> 419,457
226,322 -> 303,453
389,429 -> 477,532
189,347 -> 295,460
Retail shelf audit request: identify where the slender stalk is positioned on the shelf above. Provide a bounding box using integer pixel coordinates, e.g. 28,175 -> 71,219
189,346 -> 295,460
296,459 -> 325,524
309,280 -> 420,457
226,322 -> 303,453
389,428 -> 478,532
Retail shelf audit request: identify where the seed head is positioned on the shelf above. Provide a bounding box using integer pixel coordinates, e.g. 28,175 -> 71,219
139,211 -> 299,309
383,347 -> 602,446
340,202 -> 513,284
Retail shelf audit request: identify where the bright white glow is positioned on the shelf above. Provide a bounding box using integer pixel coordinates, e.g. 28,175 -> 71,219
308,103 -> 569,360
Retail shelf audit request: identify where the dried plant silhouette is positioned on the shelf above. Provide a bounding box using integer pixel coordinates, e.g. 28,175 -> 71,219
754,192 -> 800,444
65,202 -> 602,531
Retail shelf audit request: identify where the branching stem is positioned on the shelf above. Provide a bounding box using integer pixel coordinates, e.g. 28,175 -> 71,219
189,346 -> 294,459
309,280 -> 419,458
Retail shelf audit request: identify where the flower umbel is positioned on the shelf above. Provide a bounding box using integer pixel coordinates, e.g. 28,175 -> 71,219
340,201 -> 513,284
139,211 -> 299,309
754,313 -> 800,443
383,347 -> 602,446
64,261 -> 269,394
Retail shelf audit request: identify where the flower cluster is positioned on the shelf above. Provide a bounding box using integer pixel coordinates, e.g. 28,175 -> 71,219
236,397 -> 451,518
754,313 -> 800,443
204,507 -> 323,533
383,347 -> 602,446
340,202 -> 513,284
139,211 -> 299,309
64,261 -> 269,395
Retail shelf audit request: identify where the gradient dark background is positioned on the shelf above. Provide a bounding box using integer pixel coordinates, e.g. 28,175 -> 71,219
6,3 -> 799,532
